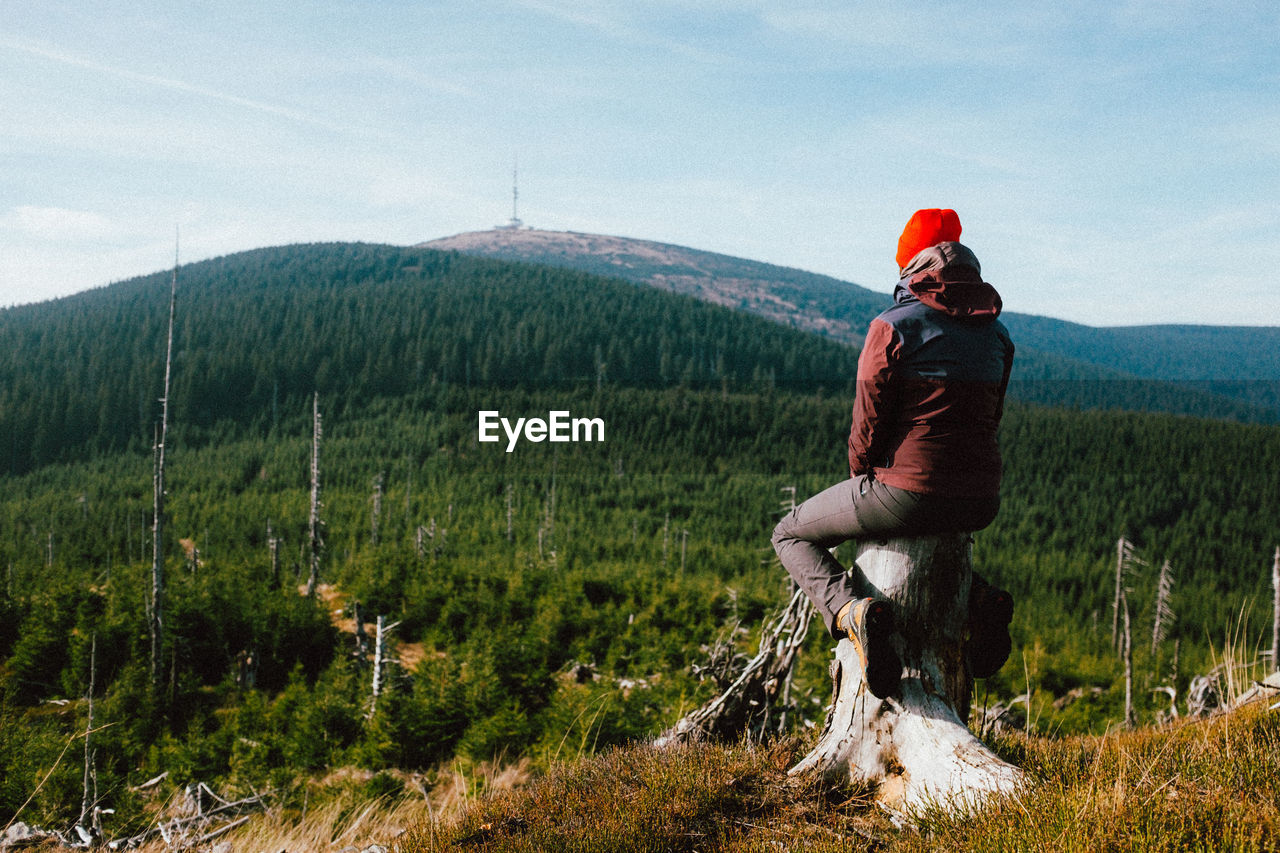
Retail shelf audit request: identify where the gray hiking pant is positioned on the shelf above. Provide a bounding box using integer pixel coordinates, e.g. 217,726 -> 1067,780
771,475 -> 999,638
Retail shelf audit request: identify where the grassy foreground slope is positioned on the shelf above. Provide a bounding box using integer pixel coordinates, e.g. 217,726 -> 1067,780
85,696 -> 1280,852
394,698 -> 1280,852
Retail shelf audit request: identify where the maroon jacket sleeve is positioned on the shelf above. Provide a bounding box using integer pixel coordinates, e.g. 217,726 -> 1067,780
849,318 -> 900,478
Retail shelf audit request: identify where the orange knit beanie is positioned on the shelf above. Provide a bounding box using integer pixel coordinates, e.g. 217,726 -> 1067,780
896,208 -> 962,270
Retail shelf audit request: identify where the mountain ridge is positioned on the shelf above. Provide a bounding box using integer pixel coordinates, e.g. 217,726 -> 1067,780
422,228 -> 877,345
2,238 -> 1273,480
422,228 -> 1280,394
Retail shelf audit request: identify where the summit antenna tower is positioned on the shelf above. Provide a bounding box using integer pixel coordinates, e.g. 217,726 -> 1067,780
496,158 -> 526,231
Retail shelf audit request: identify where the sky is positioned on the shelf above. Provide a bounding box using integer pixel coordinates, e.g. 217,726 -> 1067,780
2,1 -> 1278,326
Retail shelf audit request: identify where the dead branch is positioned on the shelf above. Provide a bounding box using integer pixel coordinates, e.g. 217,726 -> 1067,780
654,587 -> 812,746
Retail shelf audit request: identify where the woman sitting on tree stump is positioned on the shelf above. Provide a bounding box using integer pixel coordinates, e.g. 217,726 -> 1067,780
772,208 -> 1016,699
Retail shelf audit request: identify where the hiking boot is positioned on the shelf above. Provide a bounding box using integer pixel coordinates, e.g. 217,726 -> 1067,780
838,597 -> 901,699
967,577 -> 1013,679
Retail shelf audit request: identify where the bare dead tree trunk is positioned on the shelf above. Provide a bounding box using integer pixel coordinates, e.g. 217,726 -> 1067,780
1112,537 -> 1127,653
370,472 -> 384,546
79,634 -> 97,832
1111,537 -> 1145,658
790,535 -> 1024,818
267,520 -> 280,587
1272,546 -> 1279,666
1122,589 -> 1135,727
306,392 -> 323,598
368,616 -> 400,717
1152,559 -> 1174,657
151,242 -> 177,687
371,616 -> 386,702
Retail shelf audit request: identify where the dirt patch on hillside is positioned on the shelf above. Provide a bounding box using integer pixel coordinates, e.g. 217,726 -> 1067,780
303,582 -> 428,672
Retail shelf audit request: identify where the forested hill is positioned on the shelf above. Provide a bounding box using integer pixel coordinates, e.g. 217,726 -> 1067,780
999,312 -> 1280,383
1,241 -> 1272,476
423,229 -> 1280,413
0,242 -> 860,475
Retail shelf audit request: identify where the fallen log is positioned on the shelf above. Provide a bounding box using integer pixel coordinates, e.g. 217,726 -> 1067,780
654,587 -> 813,746
105,787 -> 268,850
790,534 -> 1025,818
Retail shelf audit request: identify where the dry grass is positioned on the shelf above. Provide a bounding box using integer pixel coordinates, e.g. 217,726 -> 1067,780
399,737 -> 893,853
202,794 -> 420,852
396,701 -> 1280,853
110,761 -> 530,853
1209,602 -> 1272,708
896,700 -> 1280,852
77,699 -> 1280,852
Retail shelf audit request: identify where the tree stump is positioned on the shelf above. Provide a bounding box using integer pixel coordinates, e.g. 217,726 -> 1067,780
790,534 -> 1026,817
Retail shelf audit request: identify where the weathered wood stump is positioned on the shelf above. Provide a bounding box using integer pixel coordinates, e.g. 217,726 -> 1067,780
790,534 -> 1026,817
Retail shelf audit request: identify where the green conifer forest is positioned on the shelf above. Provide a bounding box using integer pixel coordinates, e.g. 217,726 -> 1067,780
1,243 -> 1276,834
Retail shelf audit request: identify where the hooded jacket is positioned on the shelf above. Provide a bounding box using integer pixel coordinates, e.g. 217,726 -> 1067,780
848,242 -> 1014,497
